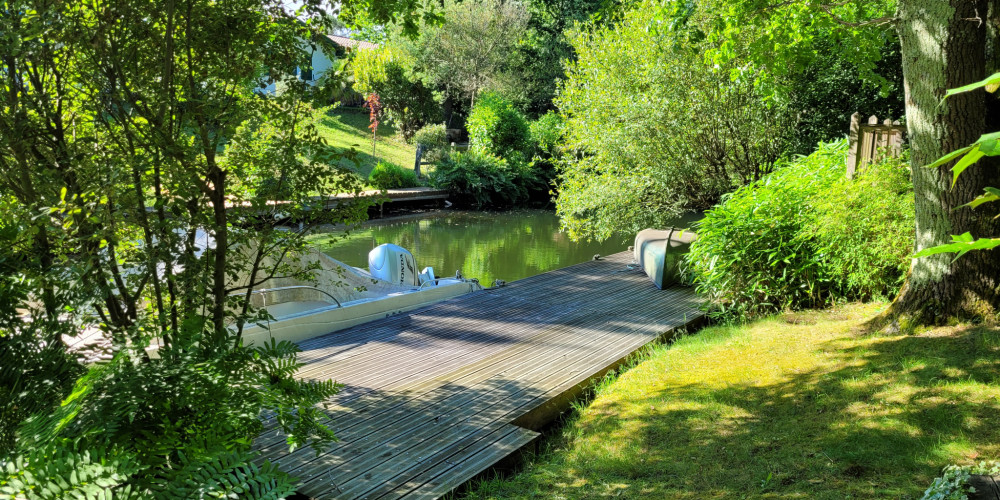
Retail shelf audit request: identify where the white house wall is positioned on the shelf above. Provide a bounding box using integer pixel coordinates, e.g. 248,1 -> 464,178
258,39 -> 335,95
310,45 -> 333,83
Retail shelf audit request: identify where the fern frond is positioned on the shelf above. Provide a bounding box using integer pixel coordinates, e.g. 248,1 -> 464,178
152,447 -> 296,500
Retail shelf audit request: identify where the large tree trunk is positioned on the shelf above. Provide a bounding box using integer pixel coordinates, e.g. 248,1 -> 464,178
883,0 -> 1000,325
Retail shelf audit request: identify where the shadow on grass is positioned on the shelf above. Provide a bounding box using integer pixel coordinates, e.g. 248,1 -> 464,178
472,322 -> 1000,499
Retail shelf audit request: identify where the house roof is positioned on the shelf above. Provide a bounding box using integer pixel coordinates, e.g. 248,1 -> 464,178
325,35 -> 377,51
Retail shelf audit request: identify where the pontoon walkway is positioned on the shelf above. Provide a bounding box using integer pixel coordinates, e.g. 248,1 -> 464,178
254,250 -> 705,499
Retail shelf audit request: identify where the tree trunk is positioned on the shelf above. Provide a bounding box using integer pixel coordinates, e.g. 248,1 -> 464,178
882,0 -> 1000,326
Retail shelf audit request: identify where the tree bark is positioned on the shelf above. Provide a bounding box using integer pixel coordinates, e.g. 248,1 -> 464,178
882,0 -> 1000,325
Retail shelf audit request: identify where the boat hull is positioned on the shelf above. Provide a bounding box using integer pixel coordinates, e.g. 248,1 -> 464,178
241,279 -> 475,346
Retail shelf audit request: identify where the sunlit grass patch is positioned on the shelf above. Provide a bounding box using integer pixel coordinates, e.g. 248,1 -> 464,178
315,108 -> 418,178
462,303 -> 1000,499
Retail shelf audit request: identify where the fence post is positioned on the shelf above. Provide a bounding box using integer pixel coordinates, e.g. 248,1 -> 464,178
414,143 -> 423,178
847,112 -> 861,179
864,115 -> 879,167
890,119 -> 903,157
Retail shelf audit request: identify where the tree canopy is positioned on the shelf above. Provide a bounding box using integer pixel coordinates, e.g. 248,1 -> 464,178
0,0 -> 375,494
552,0 -> 903,240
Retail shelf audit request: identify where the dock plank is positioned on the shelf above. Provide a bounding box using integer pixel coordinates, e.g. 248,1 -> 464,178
257,251 -> 704,499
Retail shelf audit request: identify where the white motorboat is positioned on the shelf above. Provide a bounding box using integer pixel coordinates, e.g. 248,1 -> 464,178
144,244 -> 481,357
236,244 -> 481,346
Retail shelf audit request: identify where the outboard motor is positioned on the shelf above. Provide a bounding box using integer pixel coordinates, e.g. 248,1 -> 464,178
368,243 -> 420,286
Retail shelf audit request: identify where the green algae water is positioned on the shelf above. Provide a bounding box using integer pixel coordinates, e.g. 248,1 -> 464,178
309,210 -> 695,285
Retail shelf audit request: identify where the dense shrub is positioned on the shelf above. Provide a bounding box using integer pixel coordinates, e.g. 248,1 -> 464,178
524,111 -> 565,203
686,140 -> 914,321
412,123 -> 451,163
530,111 -> 563,158
687,142 -> 842,320
808,152 -> 914,300
368,161 -> 419,189
431,151 -> 534,209
352,46 -> 440,139
553,0 -> 792,241
467,92 -> 532,163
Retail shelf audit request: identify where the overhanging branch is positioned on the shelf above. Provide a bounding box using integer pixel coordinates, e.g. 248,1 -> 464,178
756,0 -> 898,27
819,3 -> 898,27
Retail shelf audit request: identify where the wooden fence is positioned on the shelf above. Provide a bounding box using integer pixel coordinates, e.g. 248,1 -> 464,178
846,112 -> 906,179
412,141 -> 470,177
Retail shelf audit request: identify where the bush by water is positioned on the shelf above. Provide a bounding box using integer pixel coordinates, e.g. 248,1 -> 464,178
687,139 -> 914,321
368,161 -> 419,190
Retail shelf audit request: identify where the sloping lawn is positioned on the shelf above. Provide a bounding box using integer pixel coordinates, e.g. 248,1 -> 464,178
316,107 -> 418,178
464,303 -> 1000,499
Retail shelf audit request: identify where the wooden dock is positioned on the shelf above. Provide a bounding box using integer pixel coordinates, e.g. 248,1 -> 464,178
254,251 -> 704,499
209,187 -> 450,221
315,187 -> 450,210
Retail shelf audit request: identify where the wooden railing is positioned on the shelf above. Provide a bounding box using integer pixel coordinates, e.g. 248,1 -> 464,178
846,113 -> 906,179
413,142 -> 470,177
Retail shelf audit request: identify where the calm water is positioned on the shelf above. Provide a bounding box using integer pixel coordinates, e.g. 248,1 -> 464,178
309,210 -> 639,285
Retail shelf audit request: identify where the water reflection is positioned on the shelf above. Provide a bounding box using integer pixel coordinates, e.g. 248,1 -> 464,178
308,210 -> 697,284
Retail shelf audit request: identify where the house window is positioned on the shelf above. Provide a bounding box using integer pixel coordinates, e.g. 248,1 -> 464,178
300,49 -> 314,81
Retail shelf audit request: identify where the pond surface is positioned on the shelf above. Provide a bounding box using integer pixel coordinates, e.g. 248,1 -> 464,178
308,210 -> 698,285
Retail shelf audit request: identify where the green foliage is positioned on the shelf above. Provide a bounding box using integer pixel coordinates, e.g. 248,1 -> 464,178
505,0 -> 618,116
526,111 -> 565,198
0,325 -> 82,457
697,0 -> 898,98
2,443 -> 141,499
438,94 -> 547,207
808,154 -> 914,301
412,123 -> 451,163
784,39 -> 905,155
149,447 -> 296,500
0,203 -> 84,456
400,0 -> 529,112
943,73 -> 1000,100
687,142 -> 843,320
2,338 -> 338,497
0,0 -> 366,494
467,92 -> 533,164
2,438 -> 298,499
687,140 -> 914,321
913,73 -> 1000,261
431,152 -> 534,209
922,461 -> 1000,500
551,0 -> 909,241
530,111 -> 564,158
338,0 -> 443,38
554,0 -> 792,241
352,46 -> 440,139
368,161 -> 419,189
413,123 -> 449,148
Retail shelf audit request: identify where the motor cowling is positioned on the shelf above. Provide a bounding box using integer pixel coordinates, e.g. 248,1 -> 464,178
368,243 -> 420,286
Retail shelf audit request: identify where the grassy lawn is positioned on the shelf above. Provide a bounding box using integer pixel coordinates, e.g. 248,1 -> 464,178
316,107 -> 418,179
463,303 -> 1000,499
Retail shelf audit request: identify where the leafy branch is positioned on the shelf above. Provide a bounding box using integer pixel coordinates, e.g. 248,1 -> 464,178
914,72 -> 1000,260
